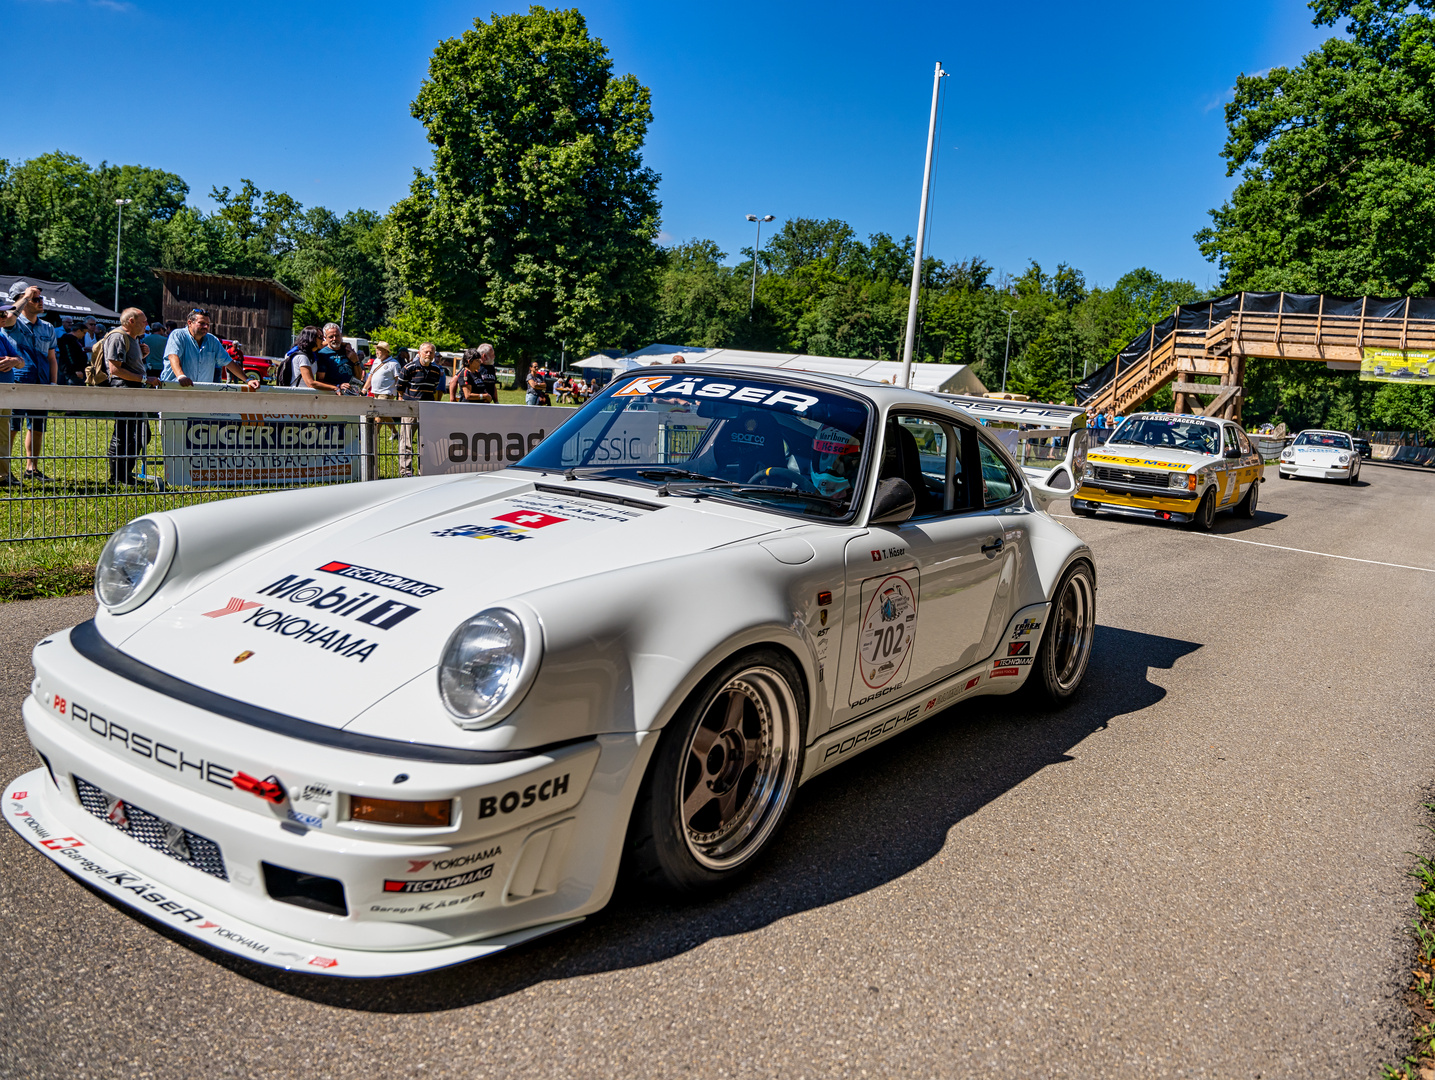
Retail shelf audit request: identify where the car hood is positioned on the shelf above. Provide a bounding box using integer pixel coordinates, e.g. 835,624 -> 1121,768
1087,446 -> 1215,471
112,476 -> 784,728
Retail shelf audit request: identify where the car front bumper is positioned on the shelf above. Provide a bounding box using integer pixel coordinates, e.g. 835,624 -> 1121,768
5,624 -> 656,976
1279,462 -> 1353,479
1071,487 -> 1196,522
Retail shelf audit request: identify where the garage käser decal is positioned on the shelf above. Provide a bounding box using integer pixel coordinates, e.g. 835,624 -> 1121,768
612,375 -> 820,414
5,788 -> 339,969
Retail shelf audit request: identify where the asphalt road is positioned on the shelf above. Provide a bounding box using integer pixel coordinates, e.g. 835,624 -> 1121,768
3,463 -> 1435,1079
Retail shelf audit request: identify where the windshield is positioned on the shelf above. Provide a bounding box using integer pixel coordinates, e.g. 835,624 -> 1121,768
1107,416 -> 1220,455
516,371 -> 872,519
1293,431 -> 1351,449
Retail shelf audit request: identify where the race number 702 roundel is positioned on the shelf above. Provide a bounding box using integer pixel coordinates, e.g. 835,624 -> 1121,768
858,574 -> 918,690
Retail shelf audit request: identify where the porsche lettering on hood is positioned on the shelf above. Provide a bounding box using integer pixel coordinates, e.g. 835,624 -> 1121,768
108,482 -> 780,727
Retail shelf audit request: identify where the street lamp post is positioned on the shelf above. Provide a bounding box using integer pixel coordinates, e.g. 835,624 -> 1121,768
113,198 -> 133,312
745,214 -> 774,315
1000,308 -> 1017,392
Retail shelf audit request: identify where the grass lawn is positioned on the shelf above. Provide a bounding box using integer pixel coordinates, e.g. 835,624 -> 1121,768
0,388 -> 547,600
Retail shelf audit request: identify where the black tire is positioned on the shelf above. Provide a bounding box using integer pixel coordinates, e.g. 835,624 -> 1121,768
1279,469 -> 1292,480
628,648 -> 806,894
1028,561 -> 1096,705
1188,489 -> 1216,531
1236,474 -> 1259,518
1347,461 -> 1359,485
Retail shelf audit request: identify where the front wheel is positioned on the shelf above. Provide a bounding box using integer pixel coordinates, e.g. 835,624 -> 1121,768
628,649 -> 806,894
1347,462 -> 1360,485
1029,561 -> 1096,705
1236,475 -> 1259,518
1188,489 -> 1216,531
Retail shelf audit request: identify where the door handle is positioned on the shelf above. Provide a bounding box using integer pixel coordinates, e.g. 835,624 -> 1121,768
981,537 -> 1004,556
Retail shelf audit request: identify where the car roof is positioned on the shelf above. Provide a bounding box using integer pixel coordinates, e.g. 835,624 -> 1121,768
617,363 -> 1055,420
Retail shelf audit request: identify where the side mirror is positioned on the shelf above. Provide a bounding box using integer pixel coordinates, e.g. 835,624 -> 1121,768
1030,465 -> 1075,510
870,478 -> 916,525
1224,447 -> 1242,459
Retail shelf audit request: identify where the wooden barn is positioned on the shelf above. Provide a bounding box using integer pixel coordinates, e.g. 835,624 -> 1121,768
152,270 -> 299,358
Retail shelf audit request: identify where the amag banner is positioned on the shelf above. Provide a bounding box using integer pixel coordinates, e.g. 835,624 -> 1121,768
419,402 -> 578,474
1361,347 -> 1435,385
161,410 -> 360,487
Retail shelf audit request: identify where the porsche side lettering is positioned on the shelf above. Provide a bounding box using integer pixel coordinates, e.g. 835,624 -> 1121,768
384,864 -> 495,893
256,576 -> 420,629
824,705 -> 923,761
65,702 -> 237,790
478,775 -> 569,818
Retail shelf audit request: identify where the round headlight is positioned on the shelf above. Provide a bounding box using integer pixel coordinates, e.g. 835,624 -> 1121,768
438,608 -> 539,727
95,517 -> 175,613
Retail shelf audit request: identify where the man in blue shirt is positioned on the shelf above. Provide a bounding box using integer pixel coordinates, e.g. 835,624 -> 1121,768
161,309 -> 257,388
0,300 -> 25,487
7,282 -> 59,480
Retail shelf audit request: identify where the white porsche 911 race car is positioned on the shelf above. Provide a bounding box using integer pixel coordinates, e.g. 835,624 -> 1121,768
1278,429 -> 1361,483
5,368 -> 1096,977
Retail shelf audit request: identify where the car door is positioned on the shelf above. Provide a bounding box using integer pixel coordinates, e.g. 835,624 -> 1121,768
835,412 -> 1015,724
1219,425 -> 1244,505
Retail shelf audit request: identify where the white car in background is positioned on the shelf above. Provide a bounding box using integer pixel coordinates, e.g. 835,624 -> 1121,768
5,367 -> 1096,977
1278,430 -> 1361,483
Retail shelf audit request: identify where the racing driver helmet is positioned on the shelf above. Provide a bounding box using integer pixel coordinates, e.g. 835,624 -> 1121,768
810,426 -> 862,497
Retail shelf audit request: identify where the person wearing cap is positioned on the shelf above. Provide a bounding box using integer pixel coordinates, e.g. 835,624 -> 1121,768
162,309 -> 257,388
0,301 -> 25,486
361,342 -> 401,438
7,281 -> 58,480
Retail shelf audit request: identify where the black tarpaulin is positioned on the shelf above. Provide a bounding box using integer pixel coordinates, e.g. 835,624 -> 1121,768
0,275 -> 120,320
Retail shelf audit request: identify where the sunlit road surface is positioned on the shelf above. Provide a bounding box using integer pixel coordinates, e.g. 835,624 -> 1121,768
3,463 -> 1433,1078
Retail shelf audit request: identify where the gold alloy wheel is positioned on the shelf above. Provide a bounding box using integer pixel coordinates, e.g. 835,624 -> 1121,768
679,666 -> 799,870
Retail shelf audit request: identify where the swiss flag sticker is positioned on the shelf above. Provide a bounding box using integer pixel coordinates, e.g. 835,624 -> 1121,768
493,511 -> 567,529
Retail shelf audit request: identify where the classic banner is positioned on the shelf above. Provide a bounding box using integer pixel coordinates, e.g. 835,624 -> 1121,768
1360,347 -> 1435,385
418,402 -> 578,475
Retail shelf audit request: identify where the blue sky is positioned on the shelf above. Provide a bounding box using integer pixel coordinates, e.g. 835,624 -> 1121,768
14,0 -> 1333,290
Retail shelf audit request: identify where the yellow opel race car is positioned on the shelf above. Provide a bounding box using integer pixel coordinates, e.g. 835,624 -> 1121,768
1071,412 -> 1264,530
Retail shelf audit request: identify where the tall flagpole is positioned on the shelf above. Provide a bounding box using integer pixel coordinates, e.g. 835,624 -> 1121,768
900,62 -> 946,389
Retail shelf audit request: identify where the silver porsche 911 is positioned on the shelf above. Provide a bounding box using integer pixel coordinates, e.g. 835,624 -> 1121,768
6,366 -> 1096,976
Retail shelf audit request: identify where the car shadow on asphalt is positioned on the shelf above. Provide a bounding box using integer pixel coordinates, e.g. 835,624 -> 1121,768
90,624 -> 1202,1010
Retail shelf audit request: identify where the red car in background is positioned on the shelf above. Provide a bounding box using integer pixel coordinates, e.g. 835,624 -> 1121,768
220,340 -> 277,384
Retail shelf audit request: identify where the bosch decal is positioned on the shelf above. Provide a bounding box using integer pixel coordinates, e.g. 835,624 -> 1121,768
478,774 -> 570,818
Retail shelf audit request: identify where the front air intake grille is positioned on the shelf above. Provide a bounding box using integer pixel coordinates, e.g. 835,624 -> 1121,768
262,862 -> 348,916
1092,466 -> 1168,489
73,776 -> 228,881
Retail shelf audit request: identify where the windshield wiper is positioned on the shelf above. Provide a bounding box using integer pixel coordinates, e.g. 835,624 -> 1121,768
636,467 -> 724,483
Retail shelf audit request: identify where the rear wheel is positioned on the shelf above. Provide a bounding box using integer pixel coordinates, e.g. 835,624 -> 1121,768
1029,561 -> 1096,705
1188,489 -> 1216,531
1236,474 -> 1259,518
628,649 -> 805,894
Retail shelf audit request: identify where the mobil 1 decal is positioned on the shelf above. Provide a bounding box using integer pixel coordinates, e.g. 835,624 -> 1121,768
848,571 -> 920,709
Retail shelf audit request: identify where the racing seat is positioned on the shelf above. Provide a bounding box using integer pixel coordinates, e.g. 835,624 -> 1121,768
712,411 -> 788,482
880,423 -> 941,515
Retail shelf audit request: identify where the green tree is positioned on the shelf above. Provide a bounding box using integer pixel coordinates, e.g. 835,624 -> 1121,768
387,6 -> 662,377
369,291 -> 467,352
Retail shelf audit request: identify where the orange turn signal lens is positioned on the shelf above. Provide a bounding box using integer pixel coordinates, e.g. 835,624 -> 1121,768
349,795 -> 452,828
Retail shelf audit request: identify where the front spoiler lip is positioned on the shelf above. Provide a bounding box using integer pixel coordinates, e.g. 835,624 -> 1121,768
1071,498 -> 1193,523
1279,463 -> 1351,478
2,770 -> 580,978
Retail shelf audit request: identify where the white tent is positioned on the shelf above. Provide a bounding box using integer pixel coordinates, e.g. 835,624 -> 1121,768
577,354 -> 640,371
621,346 -> 986,396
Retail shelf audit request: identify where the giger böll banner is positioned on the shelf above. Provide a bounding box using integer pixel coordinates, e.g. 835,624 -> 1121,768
162,409 -> 360,487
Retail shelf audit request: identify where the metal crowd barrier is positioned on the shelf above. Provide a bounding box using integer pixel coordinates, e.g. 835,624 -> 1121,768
0,384 -> 422,544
